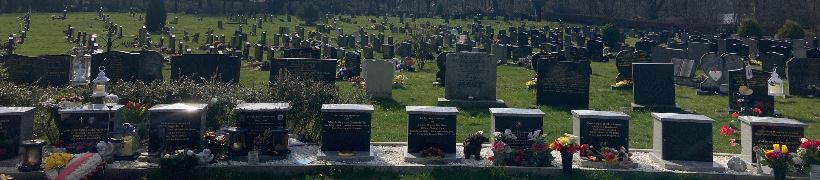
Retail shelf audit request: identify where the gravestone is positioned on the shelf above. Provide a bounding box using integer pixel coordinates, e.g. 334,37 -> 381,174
438,52 -> 504,107
283,48 -> 321,59
147,103 -> 207,154
697,53 -> 723,94
586,39 -> 606,62
318,104 -> 375,162
739,116 -> 806,163
786,58 -> 820,96
651,46 -> 687,64
58,104 -> 124,153
344,52 -> 362,78
434,52 -> 451,86
719,54 -> 745,94
491,44 -> 509,63
362,60 -> 394,98
405,106 -> 459,163
759,52 -> 786,78
808,49 -> 820,58
688,42 -> 710,65
632,63 -> 680,112
234,103 -> 291,157
727,69 -> 775,116
489,108 -> 544,150
536,55 -> 591,108
170,54 -> 240,83
614,51 -> 650,82
0,54 -> 71,86
572,110 -> 630,150
0,107 -> 34,164
672,58 -> 696,77
651,113 -> 723,172
269,58 -> 337,84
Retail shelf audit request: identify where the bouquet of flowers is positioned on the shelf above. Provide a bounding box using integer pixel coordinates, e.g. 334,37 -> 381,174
757,144 -> 794,179
489,130 -> 553,167
611,80 -> 633,88
550,133 -> 580,153
202,131 -> 227,159
795,138 -> 820,170
44,152 -> 105,180
526,79 -> 537,91
578,144 -> 633,168
122,101 -> 149,124
393,74 -> 407,88
490,129 -> 515,166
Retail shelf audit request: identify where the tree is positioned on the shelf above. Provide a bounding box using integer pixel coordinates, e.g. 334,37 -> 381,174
777,20 -> 806,39
737,18 -> 765,38
602,24 -> 622,48
144,0 -> 167,32
296,2 -> 319,25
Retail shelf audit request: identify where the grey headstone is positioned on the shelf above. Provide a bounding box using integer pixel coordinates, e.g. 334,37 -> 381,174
363,60 -> 395,98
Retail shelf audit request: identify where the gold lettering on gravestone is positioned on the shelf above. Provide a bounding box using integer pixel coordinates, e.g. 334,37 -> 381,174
325,114 -> 367,131
586,121 -> 622,138
754,129 -> 802,146
540,64 -> 587,93
65,128 -> 106,141
161,121 -> 195,141
409,116 -> 453,136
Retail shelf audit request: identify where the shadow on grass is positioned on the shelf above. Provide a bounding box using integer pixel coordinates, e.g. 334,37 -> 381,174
372,97 -> 404,110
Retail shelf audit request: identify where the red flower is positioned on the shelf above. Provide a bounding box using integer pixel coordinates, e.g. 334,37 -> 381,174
766,150 -> 784,160
801,140 -> 820,149
729,139 -> 738,147
720,125 -> 735,136
491,141 -> 507,152
731,112 -> 739,119
602,151 -> 616,161
515,150 -> 525,164
487,156 -> 494,161
752,108 -> 762,115
579,144 -> 590,155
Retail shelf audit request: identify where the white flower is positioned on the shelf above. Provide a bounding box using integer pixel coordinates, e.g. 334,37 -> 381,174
527,130 -> 542,141
477,131 -> 483,135
493,132 -> 501,137
176,149 -> 185,155
163,154 -> 171,158
186,150 -> 195,156
801,138 -> 809,143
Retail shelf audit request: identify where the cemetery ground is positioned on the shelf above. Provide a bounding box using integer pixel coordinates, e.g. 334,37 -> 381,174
1,12 -> 818,155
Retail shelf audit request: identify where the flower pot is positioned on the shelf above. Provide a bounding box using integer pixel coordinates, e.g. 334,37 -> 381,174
772,165 -> 786,180
560,151 -> 572,176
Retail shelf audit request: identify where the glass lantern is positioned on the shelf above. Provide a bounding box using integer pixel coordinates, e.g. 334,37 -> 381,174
91,66 -> 110,98
768,67 -> 785,97
117,123 -> 139,159
18,139 -> 45,172
225,127 -> 247,157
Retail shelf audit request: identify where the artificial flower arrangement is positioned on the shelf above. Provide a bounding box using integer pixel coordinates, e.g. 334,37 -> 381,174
551,133 -> 580,174
158,149 -> 200,176
526,79 -> 537,91
44,152 -> 105,180
719,112 -> 742,147
756,144 -> 794,180
577,144 -> 633,168
349,76 -> 366,89
202,131 -> 228,160
489,129 -> 553,167
393,74 -> 407,88
795,138 -> 820,172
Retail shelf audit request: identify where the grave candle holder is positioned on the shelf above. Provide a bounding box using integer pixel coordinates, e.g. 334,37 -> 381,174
18,139 -> 45,172
767,67 -> 784,97
91,66 -> 110,98
225,127 -> 247,157
116,123 -> 139,160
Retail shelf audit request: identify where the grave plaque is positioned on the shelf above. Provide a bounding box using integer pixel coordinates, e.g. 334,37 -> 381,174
727,69 -> 774,116
490,44 -> 509,63
362,60 -> 394,98
170,54 -> 240,83
269,58 -> 337,84
651,113 -> 722,172
147,103 -> 207,154
489,108 -> 544,149
405,106 -> 458,161
344,52 -> 362,78
632,63 -> 680,112
672,58 -> 696,77
787,58 -> 820,96
536,58 -> 591,108
319,104 -> 374,162
91,51 -> 163,83
0,107 -> 34,161
440,52 -> 501,105
739,116 -> 806,163
614,51 -> 649,81
58,104 -> 124,153
572,110 -> 630,150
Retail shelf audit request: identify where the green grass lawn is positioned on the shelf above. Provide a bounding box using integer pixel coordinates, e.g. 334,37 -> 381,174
2,12 -> 818,154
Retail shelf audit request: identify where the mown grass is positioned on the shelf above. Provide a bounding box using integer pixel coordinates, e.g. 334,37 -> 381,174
1,12 -> 818,154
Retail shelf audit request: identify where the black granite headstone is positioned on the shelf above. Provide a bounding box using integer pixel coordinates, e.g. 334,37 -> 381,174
787,58 -> 820,96
727,69 -> 774,116
614,51 -> 649,81
58,104 -> 123,153
170,54 -> 241,83
536,57 -> 591,108
269,58 -> 337,84
147,103 -> 207,154
0,54 -> 71,86
632,63 -> 678,112
739,116 -> 806,163
489,108 -> 544,150
283,48 -> 321,59
320,104 -> 373,152
406,106 -> 457,154
0,107 -> 34,160
572,110 -> 630,150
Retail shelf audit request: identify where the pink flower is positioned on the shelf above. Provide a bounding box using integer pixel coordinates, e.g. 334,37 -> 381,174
729,139 -> 738,147
491,141 -> 506,152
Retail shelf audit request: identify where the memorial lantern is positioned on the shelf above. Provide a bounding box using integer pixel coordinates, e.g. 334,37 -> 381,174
118,123 -> 139,159
768,67 -> 785,97
18,139 -> 45,172
91,66 -> 110,97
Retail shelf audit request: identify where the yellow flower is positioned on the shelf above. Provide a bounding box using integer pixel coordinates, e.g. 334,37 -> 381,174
773,144 -> 781,151
558,137 -> 570,145
44,153 -> 73,170
0,174 -> 13,180
782,145 -> 789,154
526,80 -> 536,87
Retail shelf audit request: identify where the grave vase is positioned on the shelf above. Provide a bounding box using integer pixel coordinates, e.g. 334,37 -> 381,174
772,164 -> 786,180
560,151 -> 572,176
